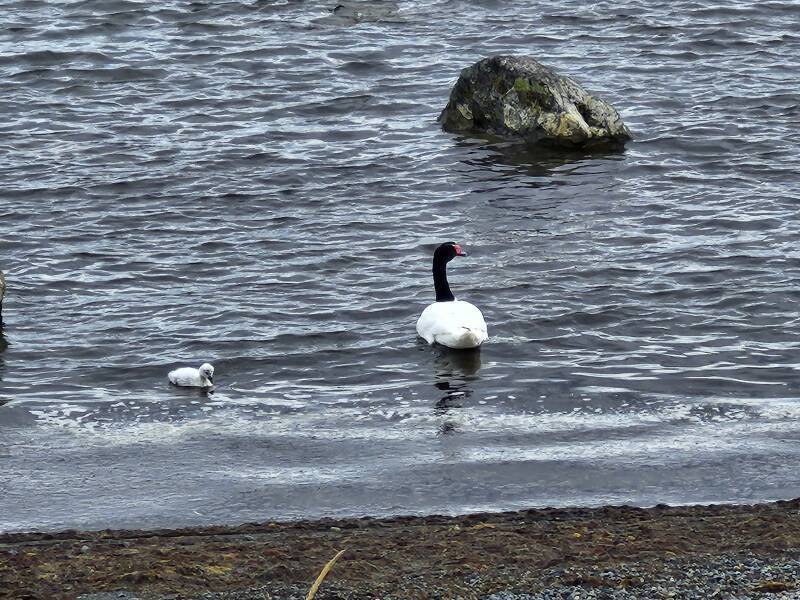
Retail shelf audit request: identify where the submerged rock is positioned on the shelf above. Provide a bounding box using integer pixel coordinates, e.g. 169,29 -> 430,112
328,1 -> 399,24
439,56 -> 632,149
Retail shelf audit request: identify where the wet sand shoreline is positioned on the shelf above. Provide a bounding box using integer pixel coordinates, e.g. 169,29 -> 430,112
3,499 -> 800,599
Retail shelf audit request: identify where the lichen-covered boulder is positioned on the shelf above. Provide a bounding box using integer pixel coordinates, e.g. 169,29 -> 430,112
439,56 -> 632,149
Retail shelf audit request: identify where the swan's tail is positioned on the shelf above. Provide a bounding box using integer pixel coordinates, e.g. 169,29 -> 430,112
458,328 -> 482,348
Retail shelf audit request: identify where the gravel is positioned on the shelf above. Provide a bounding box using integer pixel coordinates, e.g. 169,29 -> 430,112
96,552 -> 800,600
484,553 -> 800,600
17,500 -> 800,600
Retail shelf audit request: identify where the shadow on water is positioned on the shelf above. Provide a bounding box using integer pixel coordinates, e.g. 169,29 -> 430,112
432,345 -> 482,380
452,135 -> 628,182
431,346 -> 481,435
165,382 -> 216,399
451,136 -> 631,225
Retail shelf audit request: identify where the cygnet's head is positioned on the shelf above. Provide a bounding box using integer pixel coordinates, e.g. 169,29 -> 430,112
199,363 -> 214,384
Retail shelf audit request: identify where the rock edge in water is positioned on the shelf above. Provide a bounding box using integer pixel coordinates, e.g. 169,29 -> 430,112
439,55 -> 632,149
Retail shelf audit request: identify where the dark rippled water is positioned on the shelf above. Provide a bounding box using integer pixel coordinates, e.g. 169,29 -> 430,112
1,0 -> 799,532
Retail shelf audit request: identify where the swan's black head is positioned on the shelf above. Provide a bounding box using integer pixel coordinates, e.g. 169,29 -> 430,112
434,241 -> 466,263
432,242 -> 465,302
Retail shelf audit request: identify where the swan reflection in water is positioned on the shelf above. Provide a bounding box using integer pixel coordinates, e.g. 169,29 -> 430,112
0,330 -> 8,407
431,346 -> 481,434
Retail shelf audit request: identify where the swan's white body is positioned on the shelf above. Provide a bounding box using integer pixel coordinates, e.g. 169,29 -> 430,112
417,299 -> 488,349
168,363 -> 214,388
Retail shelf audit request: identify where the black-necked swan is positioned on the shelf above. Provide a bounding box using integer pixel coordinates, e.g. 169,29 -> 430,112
168,363 -> 214,387
416,242 -> 488,349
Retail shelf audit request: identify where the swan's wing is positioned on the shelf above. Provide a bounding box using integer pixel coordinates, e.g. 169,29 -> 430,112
416,301 -> 487,348
416,303 -> 442,344
168,367 -> 199,386
453,301 -> 487,336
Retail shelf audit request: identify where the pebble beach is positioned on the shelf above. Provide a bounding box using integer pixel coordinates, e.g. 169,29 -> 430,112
4,498 -> 800,600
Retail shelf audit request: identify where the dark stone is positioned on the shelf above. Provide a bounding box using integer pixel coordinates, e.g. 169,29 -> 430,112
439,55 -> 632,149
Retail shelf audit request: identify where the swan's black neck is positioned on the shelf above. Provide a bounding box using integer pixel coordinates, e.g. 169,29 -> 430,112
433,255 -> 455,302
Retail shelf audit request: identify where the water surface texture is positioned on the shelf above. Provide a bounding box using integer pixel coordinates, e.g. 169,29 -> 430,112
1,0 -> 799,532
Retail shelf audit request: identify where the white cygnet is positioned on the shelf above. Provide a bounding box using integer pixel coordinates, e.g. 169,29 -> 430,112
168,363 -> 214,388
